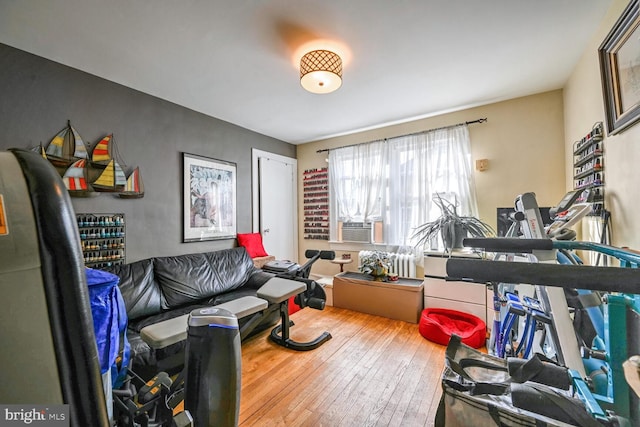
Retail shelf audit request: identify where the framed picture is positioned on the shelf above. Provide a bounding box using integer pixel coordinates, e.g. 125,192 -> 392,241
183,153 -> 237,242
599,0 -> 640,135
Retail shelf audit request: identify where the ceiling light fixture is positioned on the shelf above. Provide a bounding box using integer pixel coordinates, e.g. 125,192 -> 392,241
300,49 -> 343,94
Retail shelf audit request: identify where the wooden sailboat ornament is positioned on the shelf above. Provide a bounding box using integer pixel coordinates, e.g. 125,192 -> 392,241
45,120 -> 88,167
90,134 -> 126,192
118,167 -> 145,199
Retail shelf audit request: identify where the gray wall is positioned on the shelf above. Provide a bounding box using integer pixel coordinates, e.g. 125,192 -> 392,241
0,43 -> 296,261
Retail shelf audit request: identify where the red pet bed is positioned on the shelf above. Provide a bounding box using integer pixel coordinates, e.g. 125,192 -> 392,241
419,308 -> 486,348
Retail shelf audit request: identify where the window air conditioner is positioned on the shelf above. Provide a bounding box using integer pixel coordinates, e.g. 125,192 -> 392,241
340,222 -> 372,243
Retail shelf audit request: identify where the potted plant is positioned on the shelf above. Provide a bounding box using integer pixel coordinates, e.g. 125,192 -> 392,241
359,250 -> 396,281
412,193 -> 494,252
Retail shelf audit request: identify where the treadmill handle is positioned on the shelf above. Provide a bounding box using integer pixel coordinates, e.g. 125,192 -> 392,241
463,237 -> 553,253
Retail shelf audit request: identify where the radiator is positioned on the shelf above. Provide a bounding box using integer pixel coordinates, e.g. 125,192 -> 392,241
358,251 -> 417,278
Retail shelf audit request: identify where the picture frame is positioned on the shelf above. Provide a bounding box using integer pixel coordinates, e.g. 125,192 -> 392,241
599,0 -> 640,135
183,152 -> 237,242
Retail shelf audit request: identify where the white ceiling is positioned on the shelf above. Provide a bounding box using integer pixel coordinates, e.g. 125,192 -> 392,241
0,0 -> 612,144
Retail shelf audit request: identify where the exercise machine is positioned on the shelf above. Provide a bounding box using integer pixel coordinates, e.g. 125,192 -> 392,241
262,249 -> 335,312
259,249 -> 335,349
266,249 -> 334,349
452,191 -> 640,424
487,190 -> 593,364
514,191 -> 588,375
447,244 -> 640,424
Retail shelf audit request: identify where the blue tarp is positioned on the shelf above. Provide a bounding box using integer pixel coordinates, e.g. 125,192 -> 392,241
86,267 -> 129,386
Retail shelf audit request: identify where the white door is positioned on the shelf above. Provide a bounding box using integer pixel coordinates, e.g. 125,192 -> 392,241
252,150 -> 297,262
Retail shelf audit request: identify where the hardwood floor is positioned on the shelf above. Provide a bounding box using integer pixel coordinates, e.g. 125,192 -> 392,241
240,306 -> 446,427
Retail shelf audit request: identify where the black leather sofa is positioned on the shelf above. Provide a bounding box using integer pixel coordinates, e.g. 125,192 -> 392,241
103,247 -> 276,376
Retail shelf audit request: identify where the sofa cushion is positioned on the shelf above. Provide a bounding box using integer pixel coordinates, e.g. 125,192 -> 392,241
153,248 -> 258,308
153,253 -> 219,308
204,247 -> 261,292
104,258 -> 164,321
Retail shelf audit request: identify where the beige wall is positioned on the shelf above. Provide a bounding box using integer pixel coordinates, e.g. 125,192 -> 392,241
298,0 -> 640,275
564,0 -> 640,250
297,90 -> 566,276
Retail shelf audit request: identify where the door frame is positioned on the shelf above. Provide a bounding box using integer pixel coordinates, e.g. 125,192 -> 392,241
251,149 -> 298,256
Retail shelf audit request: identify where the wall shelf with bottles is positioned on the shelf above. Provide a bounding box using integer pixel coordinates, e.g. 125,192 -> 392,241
76,213 -> 125,268
573,122 -> 604,215
303,167 -> 329,240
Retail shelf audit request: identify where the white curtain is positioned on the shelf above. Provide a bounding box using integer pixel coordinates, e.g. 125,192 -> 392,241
329,124 -> 478,247
388,124 -> 478,247
329,140 -> 388,240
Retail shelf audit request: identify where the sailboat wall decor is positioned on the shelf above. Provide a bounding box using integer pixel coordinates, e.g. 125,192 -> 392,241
31,143 -> 47,160
118,167 -> 144,199
91,134 -> 113,164
61,159 -> 98,197
92,159 -> 126,192
36,121 -> 145,199
62,159 -> 88,190
45,120 -> 88,168
89,134 -> 127,192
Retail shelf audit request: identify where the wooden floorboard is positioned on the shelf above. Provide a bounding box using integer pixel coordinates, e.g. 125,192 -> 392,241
239,306 -> 446,427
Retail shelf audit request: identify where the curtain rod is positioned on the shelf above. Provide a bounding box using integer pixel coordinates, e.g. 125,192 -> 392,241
316,117 -> 487,154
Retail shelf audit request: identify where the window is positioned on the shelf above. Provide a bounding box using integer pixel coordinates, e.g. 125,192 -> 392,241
329,124 -> 478,249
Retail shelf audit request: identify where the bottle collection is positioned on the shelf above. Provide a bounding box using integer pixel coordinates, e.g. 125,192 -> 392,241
574,172 -> 603,190
303,167 -> 330,240
77,213 -> 125,268
574,122 -> 603,152
574,150 -> 602,177
573,122 -> 605,215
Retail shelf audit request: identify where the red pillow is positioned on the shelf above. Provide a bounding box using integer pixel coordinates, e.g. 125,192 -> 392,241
237,233 -> 269,258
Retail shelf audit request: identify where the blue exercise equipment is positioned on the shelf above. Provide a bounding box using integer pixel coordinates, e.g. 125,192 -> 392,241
452,190 -> 640,425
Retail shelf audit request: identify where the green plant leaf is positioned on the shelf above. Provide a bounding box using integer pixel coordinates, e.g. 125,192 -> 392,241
412,193 -> 495,251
